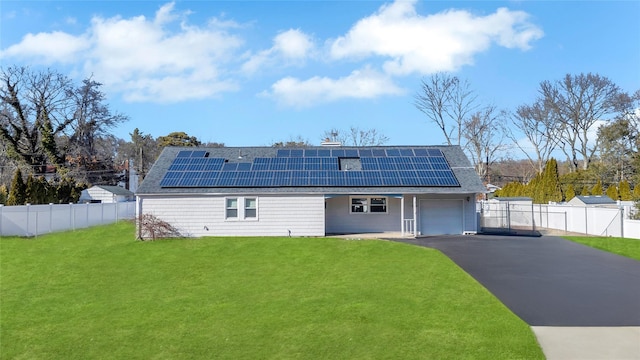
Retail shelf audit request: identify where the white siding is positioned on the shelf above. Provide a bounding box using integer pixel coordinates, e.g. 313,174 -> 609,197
139,194 -> 325,237
81,187 -> 131,203
325,196 -> 401,234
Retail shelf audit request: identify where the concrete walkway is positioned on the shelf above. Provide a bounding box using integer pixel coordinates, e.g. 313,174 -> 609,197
394,235 -> 640,359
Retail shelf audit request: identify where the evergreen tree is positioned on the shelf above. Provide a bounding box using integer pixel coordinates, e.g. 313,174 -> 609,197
591,179 -> 603,195
7,169 -> 27,205
580,186 -> 590,196
0,184 -> 8,205
565,184 -> 576,202
25,174 -> 36,204
633,185 -> 640,200
26,175 -> 53,204
526,172 -> 543,202
494,181 -> 527,198
56,177 -> 82,204
618,180 -> 632,201
542,158 -> 563,203
606,185 -> 619,201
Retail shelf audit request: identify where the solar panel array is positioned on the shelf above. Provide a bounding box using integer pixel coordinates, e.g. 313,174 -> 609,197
159,148 -> 460,188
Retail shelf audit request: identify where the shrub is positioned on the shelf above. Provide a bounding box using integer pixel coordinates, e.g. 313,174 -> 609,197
137,214 -> 182,240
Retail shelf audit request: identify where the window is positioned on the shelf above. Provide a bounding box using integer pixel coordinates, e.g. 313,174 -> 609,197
226,198 -> 238,218
245,198 -> 257,218
370,197 -> 387,213
350,196 -> 388,214
351,198 -> 368,213
226,197 -> 258,220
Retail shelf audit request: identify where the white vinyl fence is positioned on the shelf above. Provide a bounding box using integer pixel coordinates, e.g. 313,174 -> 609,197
0,202 -> 137,237
481,200 -> 640,239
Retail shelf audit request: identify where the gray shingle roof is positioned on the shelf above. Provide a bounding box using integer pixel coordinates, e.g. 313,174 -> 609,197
136,145 -> 486,195
95,185 -> 135,196
573,195 -> 616,205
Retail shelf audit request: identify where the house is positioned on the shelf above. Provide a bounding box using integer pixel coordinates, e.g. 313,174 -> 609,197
486,183 -> 501,193
79,185 -> 135,203
135,145 -> 486,238
567,195 -> 617,207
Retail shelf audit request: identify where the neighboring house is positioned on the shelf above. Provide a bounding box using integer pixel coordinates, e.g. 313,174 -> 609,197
136,146 -> 486,238
486,183 -> 501,193
79,185 -> 135,203
567,195 -> 617,207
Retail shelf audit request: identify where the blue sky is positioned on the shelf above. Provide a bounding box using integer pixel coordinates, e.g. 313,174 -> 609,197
1,0 -> 639,149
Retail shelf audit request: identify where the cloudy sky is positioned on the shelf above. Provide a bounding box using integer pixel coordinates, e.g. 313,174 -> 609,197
1,0 -> 639,148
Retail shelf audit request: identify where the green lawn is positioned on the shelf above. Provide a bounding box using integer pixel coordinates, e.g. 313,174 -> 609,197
563,235 -> 640,261
1,222 -> 543,359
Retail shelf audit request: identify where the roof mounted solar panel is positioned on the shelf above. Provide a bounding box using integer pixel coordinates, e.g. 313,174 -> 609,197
371,149 -> 386,157
358,149 -> 373,157
277,149 -> 290,157
317,149 -> 331,157
331,149 -> 345,157
237,162 -> 252,171
344,149 -> 358,157
400,149 -> 414,156
413,148 -> 429,156
160,147 -> 460,188
191,150 -> 207,158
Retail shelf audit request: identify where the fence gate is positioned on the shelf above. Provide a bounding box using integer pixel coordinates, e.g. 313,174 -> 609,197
480,200 -> 537,235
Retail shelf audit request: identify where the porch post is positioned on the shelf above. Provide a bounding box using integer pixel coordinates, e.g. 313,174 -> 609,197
401,195 -> 405,236
413,196 -> 417,237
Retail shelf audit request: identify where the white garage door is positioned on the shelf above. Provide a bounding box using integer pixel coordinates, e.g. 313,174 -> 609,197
420,200 -> 463,235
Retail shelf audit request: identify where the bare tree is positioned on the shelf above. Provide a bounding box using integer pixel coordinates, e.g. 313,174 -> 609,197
271,135 -> 311,147
0,66 -> 74,173
65,78 -> 127,162
63,78 -> 128,183
414,73 -> 478,145
322,127 -> 389,146
461,106 -> 506,180
1,66 -> 127,183
597,89 -> 640,183
506,99 -> 561,173
539,73 -> 622,170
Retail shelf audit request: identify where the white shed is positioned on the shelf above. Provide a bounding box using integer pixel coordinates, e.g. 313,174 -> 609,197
567,195 -> 616,207
79,185 -> 135,203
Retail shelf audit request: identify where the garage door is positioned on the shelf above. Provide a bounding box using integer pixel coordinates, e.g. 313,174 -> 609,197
420,200 -> 463,235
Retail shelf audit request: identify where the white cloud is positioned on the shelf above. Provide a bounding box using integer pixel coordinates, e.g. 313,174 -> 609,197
1,2 -> 244,103
329,0 -> 543,75
263,67 -> 403,108
242,29 -> 314,74
1,31 -> 90,64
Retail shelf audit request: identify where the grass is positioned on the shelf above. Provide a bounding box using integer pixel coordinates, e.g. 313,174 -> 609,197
563,235 -> 640,261
1,222 -> 543,359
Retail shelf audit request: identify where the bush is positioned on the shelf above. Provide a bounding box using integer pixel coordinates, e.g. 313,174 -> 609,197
137,214 -> 182,240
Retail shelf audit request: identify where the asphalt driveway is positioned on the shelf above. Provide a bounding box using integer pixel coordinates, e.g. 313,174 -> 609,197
395,235 -> 640,326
